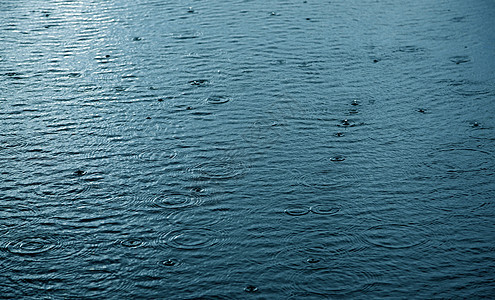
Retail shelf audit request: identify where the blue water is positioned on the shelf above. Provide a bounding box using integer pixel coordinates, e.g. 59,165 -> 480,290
1,0 -> 494,298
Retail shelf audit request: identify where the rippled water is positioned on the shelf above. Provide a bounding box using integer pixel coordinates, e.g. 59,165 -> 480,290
1,0 -> 494,298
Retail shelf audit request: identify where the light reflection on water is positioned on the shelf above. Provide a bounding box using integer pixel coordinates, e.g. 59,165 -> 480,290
1,0 -> 494,298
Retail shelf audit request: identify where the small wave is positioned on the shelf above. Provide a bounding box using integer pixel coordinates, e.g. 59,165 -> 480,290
160,228 -> 222,250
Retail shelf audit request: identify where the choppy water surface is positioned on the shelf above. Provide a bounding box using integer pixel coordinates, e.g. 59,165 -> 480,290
1,0 -> 494,298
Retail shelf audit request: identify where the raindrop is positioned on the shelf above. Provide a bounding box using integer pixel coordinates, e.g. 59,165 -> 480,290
74,170 -> 85,176
162,259 -> 177,266
244,285 -> 258,293
188,79 -> 208,86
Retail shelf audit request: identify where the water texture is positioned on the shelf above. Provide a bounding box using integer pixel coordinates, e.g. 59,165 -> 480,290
1,0 -> 494,298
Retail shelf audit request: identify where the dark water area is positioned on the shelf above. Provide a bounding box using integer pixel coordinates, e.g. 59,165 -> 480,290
1,0 -> 495,298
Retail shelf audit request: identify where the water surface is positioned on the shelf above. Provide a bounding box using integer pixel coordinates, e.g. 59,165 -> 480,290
1,0 -> 494,298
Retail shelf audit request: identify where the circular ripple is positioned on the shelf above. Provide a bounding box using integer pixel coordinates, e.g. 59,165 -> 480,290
166,204 -> 231,227
161,258 -> 180,267
450,55 -> 470,64
425,148 -> 492,173
7,237 -> 56,255
149,193 -> 201,210
448,80 -> 491,96
290,268 -> 378,297
276,231 -> 363,272
205,95 -> 231,104
0,204 -> 38,233
190,161 -> 245,180
120,238 -> 144,248
284,205 -> 310,216
135,150 -> 178,162
1,234 -> 90,263
161,228 -> 221,250
275,243 -> 339,271
364,223 -> 428,249
310,205 -> 341,215
242,119 -> 284,144
470,129 -> 495,141
298,170 -> 355,190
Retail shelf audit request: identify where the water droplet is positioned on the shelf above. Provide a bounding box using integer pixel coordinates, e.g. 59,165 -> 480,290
162,259 -> 177,266
188,79 -> 208,86
244,285 -> 258,293
341,119 -> 350,126
74,170 -> 85,176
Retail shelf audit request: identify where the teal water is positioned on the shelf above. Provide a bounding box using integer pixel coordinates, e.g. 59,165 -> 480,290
1,0 -> 494,298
